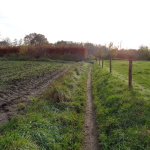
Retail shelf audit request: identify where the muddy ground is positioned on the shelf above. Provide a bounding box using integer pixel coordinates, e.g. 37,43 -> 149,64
0,67 -> 70,125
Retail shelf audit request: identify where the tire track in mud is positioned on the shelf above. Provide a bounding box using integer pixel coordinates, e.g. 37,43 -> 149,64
83,65 -> 100,150
0,67 -> 70,125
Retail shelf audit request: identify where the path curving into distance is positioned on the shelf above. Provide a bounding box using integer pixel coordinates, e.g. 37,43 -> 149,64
83,65 -> 100,150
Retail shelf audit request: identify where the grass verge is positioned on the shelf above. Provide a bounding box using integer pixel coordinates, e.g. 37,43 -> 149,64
103,60 -> 150,100
0,62 -> 89,150
92,63 -> 150,150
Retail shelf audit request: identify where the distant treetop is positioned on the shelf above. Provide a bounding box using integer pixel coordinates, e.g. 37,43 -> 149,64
24,33 -> 49,46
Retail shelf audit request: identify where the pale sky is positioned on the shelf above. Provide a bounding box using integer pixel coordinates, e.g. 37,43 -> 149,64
0,0 -> 150,49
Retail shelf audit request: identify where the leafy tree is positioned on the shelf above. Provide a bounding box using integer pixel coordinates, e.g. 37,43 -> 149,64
24,33 -> 49,46
55,40 -> 68,46
108,42 -> 113,58
84,42 -> 101,56
138,45 -> 150,60
95,47 -> 102,59
101,45 -> 108,57
139,45 -> 148,51
94,45 -> 108,65
55,40 -> 82,47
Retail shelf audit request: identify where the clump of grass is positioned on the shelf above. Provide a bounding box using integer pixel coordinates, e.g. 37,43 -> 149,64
92,63 -> 150,149
0,62 -> 89,150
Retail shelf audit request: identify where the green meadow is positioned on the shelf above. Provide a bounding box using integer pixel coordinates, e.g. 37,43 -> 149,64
103,60 -> 150,99
92,63 -> 150,149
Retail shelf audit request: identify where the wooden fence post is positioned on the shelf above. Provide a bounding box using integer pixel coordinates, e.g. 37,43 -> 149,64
102,57 -> 104,68
110,57 -> 112,73
129,57 -> 132,88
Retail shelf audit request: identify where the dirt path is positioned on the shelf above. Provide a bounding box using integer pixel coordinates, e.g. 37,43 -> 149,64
83,65 -> 100,150
0,67 -> 70,125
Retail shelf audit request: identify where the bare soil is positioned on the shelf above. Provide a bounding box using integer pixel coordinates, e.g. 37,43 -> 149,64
0,67 -> 70,125
83,65 -> 100,150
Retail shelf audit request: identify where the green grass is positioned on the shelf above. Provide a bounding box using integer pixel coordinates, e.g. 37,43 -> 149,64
0,60 -> 69,81
0,62 -> 89,150
0,60 -> 72,90
92,63 -> 150,150
103,60 -> 150,99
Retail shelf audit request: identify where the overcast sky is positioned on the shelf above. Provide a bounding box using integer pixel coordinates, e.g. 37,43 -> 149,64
0,0 -> 150,49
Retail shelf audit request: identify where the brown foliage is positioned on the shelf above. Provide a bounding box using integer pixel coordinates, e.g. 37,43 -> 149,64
0,45 -> 86,60
0,46 -> 20,57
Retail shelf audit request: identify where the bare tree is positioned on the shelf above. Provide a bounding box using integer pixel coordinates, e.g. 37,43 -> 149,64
12,39 -> 18,46
0,41 -> 9,47
0,37 -> 11,47
18,38 -> 23,46
4,37 -> 11,46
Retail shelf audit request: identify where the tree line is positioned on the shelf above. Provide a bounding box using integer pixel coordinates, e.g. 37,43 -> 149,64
0,33 -> 86,61
84,43 -> 150,61
0,33 -> 83,47
0,33 -> 150,61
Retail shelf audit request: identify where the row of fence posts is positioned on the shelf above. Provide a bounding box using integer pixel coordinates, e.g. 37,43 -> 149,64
97,57 -> 133,88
